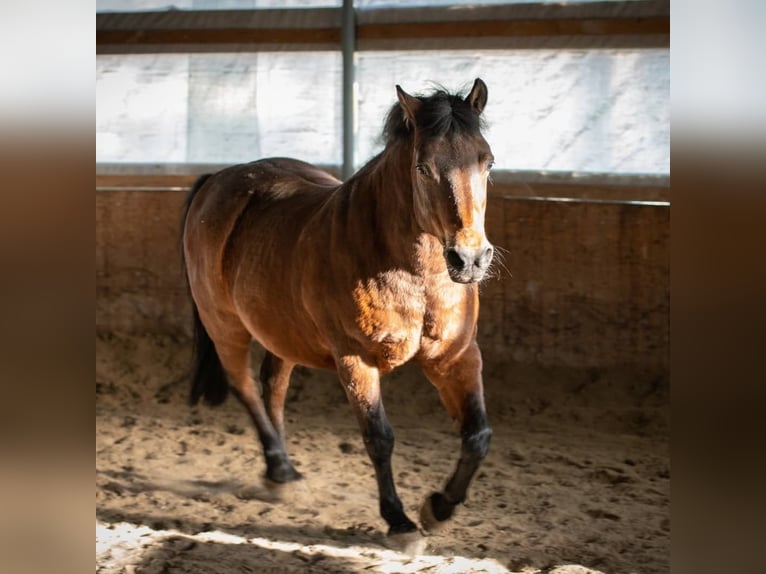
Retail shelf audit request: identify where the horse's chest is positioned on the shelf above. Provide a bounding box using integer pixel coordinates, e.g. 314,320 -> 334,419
419,279 -> 477,360
352,274 -> 425,370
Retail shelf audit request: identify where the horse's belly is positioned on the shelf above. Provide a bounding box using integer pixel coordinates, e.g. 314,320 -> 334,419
249,321 -> 335,370
235,295 -> 336,370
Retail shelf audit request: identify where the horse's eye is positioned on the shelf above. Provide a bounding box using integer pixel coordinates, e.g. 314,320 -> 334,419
487,161 -> 495,171
415,164 -> 429,176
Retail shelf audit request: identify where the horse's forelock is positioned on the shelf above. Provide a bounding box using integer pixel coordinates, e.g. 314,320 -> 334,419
382,87 -> 485,146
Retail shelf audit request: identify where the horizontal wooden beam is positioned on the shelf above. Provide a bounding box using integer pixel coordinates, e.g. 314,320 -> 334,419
358,17 -> 669,41
95,172 -> 669,203
98,17 -> 669,46
97,3 -> 669,53
96,173 -> 199,189
97,27 -> 340,47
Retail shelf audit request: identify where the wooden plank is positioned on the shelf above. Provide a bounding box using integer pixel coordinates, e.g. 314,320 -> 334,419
97,5 -> 669,50
97,18 -> 668,48
96,172 -> 669,203
358,17 -> 669,41
490,182 -> 669,203
97,27 -> 340,46
96,174 -> 199,189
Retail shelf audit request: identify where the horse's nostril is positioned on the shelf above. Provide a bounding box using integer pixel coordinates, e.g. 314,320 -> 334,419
482,245 -> 494,264
445,248 -> 465,270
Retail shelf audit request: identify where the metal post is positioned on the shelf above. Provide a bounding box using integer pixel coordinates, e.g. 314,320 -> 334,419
341,0 -> 356,180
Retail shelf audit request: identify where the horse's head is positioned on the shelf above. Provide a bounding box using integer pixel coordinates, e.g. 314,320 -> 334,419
395,79 -> 495,284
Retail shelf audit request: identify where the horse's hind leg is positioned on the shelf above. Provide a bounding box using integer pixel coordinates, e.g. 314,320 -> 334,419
417,342 -> 492,530
214,328 -> 301,483
260,351 -> 296,446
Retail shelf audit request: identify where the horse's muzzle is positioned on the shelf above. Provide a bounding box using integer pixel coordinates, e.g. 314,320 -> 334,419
444,244 -> 494,283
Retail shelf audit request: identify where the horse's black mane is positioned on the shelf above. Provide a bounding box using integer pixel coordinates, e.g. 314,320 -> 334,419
382,87 -> 486,145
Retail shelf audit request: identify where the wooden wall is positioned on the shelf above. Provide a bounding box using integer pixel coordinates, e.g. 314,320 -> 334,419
96,190 -> 189,335
96,184 -> 668,372
479,196 -> 668,371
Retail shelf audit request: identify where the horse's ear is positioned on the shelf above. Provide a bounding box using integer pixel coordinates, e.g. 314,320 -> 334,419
465,78 -> 488,115
396,85 -> 422,127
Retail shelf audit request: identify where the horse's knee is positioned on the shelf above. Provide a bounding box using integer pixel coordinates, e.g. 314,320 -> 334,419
462,425 -> 492,463
460,392 -> 491,462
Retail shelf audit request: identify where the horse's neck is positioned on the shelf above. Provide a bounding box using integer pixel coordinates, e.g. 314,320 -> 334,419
366,143 -> 414,215
344,143 -> 446,275
345,143 -> 423,263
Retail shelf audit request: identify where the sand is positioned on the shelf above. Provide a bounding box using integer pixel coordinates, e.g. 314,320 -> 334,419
96,333 -> 669,574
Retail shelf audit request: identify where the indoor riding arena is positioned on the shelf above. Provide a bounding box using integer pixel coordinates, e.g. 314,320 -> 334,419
96,2 -> 669,573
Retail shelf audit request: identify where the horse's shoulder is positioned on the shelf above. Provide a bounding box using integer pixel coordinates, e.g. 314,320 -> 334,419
337,271 -> 425,370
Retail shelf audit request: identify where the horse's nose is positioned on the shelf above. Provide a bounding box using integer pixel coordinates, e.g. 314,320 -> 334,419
479,245 -> 494,268
446,244 -> 494,272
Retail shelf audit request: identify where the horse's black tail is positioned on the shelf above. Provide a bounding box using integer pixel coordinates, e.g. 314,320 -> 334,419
188,304 -> 229,406
182,173 -> 229,407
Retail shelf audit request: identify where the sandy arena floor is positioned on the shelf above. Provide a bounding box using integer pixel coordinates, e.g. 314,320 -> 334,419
96,333 -> 669,574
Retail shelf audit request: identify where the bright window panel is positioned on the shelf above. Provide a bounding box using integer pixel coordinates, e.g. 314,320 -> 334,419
356,49 -> 669,175
97,53 -> 342,165
97,0 -> 340,11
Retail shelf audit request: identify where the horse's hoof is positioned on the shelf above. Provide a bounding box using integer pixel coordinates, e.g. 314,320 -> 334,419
267,464 -> 303,484
385,530 -> 428,556
419,492 -> 455,532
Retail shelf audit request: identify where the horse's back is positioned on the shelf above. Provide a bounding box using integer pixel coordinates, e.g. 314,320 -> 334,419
254,157 -> 342,193
200,157 -> 339,205
185,157 -> 339,246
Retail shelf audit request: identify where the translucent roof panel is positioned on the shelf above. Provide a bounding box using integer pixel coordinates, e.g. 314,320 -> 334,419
356,49 -> 669,175
97,49 -> 668,174
97,53 -> 342,165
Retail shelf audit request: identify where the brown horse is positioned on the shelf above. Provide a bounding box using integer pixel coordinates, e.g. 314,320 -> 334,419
182,79 -> 495,541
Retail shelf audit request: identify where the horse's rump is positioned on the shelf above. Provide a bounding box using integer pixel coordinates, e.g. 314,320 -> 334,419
183,158 -> 342,369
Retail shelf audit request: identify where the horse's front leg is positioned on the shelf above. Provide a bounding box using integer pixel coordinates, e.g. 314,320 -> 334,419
417,341 -> 492,530
336,355 -> 419,537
